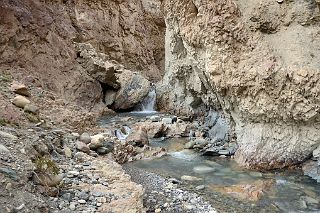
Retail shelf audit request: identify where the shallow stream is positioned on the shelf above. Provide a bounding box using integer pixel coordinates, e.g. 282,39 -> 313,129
99,114 -> 320,212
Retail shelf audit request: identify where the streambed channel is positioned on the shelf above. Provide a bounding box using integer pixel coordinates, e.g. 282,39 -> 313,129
99,113 -> 320,213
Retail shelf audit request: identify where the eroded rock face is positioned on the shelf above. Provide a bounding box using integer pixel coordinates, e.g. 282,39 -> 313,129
0,0 -> 165,110
160,0 -> 320,169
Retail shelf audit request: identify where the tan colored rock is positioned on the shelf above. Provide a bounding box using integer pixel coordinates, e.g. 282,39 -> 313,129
181,175 -> 202,181
160,0 -> 320,169
10,82 -> 30,97
64,147 -> 72,158
12,95 -> 30,108
89,134 -> 104,150
143,121 -> 168,138
33,173 -> 63,187
24,104 -> 39,114
76,141 -> 90,154
126,126 -> 149,147
104,90 -> 117,106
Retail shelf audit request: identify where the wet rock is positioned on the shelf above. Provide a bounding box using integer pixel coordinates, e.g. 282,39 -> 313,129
75,141 -> 90,154
181,175 -> 202,181
196,185 -> 205,190
302,160 -> 320,182
193,138 -> 208,149
10,82 -> 30,97
12,95 -> 30,108
24,104 -> 39,114
184,141 -> 196,149
80,133 -> 91,144
193,165 -> 215,174
113,70 -> 150,110
218,149 -> 230,156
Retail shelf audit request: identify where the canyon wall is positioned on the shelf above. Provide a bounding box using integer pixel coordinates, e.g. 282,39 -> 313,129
159,0 -> 320,169
0,0 -> 165,110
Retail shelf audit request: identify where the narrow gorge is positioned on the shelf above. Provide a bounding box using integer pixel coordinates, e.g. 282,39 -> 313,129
0,0 -> 320,212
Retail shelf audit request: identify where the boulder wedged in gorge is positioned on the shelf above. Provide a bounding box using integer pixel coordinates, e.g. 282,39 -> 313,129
0,0 -> 165,110
113,70 -> 151,110
160,0 -> 320,169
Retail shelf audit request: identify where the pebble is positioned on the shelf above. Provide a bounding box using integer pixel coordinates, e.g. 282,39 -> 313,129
69,203 -> 76,210
5,182 -> 12,191
78,199 -> 86,204
155,208 -> 161,213
96,197 -> 107,203
196,185 -> 205,190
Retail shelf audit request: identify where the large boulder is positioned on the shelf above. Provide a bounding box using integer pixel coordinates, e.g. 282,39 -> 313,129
113,70 -> 150,110
126,126 -> 149,147
77,43 -> 119,89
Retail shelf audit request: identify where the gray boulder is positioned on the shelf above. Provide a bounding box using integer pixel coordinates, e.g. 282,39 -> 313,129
113,70 -> 150,110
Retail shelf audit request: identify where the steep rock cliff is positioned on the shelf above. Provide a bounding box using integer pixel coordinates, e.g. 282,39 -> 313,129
159,0 -> 320,169
0,0 -> 165,110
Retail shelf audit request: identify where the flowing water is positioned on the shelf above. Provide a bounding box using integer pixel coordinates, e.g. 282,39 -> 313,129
134,88 -> 157,113
128,138 -> 320,213
98,114 -> 320,212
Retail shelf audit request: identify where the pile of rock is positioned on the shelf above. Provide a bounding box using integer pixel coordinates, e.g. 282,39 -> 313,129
75,132 -> 114,156
10,82 -> 40,122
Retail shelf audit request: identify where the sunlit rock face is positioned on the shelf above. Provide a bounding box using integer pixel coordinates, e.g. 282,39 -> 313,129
159,0 -> 320,169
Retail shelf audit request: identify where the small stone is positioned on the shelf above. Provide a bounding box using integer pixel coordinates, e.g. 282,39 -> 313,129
71,132 -> 80,138
78,199 -> 86,204
80,133 -> 91,144
150,115 -> 160,122
181,175 -> 202,181
96,197 -> 107,203
277,0 -> 283,3
0,144 -> 10,154
64,147 -> 72,158
10,82 -> 30,97
96,203 -> 102,207
75,141 -> 90,153
193,165 -> 215,174
69,203 -> 76,210
5,182 -> 12,190
12,95 -> 30,108
196,185 -> 205,190
15,204 -> 25,211
155,208 -> 161,213
162,117 -> 172,124
218,149 -> 229,156
24,104 -> 39,114
67,171 -> 80,177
